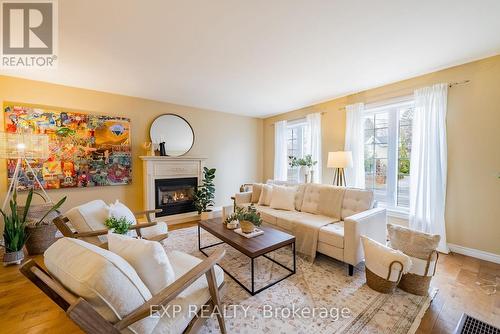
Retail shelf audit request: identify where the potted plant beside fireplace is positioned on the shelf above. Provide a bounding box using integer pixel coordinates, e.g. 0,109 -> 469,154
194,167 -> 216,220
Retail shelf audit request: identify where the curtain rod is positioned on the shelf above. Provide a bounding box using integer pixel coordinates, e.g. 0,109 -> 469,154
270,112 -> 326,126
337,80 -> 471,111
269,80 -> 470,125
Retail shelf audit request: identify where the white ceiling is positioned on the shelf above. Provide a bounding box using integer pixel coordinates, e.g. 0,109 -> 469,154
2,0 -> 500,118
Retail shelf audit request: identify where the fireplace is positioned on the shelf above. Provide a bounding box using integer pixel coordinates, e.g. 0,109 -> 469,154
155,177 -> 197,217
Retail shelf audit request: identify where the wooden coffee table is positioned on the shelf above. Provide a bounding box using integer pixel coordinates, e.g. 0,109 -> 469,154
198,218 -> 296,295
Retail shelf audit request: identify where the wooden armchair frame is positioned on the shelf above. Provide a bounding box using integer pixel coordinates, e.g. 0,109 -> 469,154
20,248 -> 227,334
53,209 -> 168,248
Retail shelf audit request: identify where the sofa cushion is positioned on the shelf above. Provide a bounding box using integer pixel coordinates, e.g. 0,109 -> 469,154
271,210 -> 304,231
258,184 -> 273,206
44,238 -> 158,334
108,233 -> 175,295
251,183 -> 264,203
270,185 -> 296,211
341,188 -> 374,220
254,205 -> 278,225
153,251 -> 224,334
301,184 -> 345,219
318,222 -> 345,248
272,210 -> 337,231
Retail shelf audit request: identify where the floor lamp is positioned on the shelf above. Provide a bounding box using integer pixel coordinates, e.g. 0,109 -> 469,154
1,132 -> 50,210
327,151 -> 353,187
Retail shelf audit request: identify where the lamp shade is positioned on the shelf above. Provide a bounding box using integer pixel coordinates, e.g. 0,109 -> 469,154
327,151 -> 353,168
0,132 -> 49,159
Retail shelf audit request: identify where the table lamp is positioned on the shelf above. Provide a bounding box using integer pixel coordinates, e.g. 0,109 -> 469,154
0,132 -> 50,210
327,151 -> 353,186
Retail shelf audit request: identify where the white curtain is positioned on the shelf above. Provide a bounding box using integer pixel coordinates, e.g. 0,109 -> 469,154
344,103 -> 365,188
274,120 -> 288,181
409,83 -> 449,253
305,113 -> 322,183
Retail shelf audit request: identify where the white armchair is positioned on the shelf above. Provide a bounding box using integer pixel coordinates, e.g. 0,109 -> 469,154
54,200 -> 168,249
21,238 -> 226,334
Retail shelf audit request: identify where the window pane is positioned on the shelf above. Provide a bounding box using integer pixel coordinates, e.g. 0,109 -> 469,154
374,158 -> 387,203
375,113 -> 389,128
364,144 -> 374,159
375,159 -> 387,190
286,123 -> 308,182
364,129 -> 374,144
400,108 -> 413,126
397,174 -> 410,207
365,170 -> 374,189
398,159 -> 410,176
375,144 -> 388,158
363,103 -> 414,209
399,125 -> 412,158
364,117 -> 374,130
375,128 -> 388,144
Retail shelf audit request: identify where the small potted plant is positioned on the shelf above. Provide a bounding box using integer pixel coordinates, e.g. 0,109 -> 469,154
289,154 -> 318,183
224,205 -> 262,233
105,216 -> 132,235
1,190 -> 66,265
194,167 -> 216,220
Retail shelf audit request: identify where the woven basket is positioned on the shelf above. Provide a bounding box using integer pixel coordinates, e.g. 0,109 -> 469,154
240,220 -> 255,233
25,223 -> 59,255
17,202 -> 60,225
17,196 -> 61,255
365,260 -> 404,294
398,251 -> 438,296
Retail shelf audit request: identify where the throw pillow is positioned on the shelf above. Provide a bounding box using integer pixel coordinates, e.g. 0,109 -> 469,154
270,185 -> 296,211
387,224 -> 440,260
108,233 -> 175,294
108,200 -> 138,237
44,238 -> 158,334
258,184 -> 273,206
251,183 -> 264,203
108,200 -> 137,224
361,235 -> 412,282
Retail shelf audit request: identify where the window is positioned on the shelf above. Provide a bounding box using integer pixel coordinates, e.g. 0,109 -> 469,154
286,120 -> 308,182
364,99 -> 414,210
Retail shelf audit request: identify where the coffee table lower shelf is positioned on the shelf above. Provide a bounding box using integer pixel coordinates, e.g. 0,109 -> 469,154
198,224 -> 296,296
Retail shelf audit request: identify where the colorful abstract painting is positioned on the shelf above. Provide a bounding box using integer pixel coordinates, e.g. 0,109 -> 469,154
4,103 -> 132,190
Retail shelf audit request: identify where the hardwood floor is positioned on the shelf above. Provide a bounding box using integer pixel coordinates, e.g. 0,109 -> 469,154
1,222 -> 498,334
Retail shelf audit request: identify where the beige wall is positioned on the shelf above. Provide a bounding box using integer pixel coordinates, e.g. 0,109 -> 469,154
0,76 -> 263,224
264,55 -> 500,255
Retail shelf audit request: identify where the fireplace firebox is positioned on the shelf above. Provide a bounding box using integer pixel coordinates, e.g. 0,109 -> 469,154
155,177 -> 197,217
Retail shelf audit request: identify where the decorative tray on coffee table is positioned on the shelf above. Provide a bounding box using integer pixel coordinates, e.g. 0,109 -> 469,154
233,228 -> 264,238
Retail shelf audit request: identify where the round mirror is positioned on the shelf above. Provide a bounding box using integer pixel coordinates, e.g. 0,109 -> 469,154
149,114 -> 194,156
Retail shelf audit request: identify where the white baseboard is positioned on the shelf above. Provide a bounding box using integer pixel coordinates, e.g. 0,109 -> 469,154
448,243 -> 500,264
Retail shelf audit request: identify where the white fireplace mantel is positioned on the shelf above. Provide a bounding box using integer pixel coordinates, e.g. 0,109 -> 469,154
140,156 -> 206,224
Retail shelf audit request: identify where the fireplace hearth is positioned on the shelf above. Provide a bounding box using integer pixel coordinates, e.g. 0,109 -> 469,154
155,177 -> 197,217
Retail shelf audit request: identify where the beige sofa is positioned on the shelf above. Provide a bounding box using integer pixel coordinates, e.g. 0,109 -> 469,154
234,183 -> 387,275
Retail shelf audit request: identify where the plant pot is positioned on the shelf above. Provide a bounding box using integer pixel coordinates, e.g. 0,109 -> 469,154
299,166 -> 311,183
25,223 -> 59,255
3,250 -> 24,266
240,220 -> 255,233
200,211 -> 215,221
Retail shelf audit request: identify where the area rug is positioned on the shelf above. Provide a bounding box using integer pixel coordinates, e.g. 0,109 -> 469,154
163,226 -> 437,334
